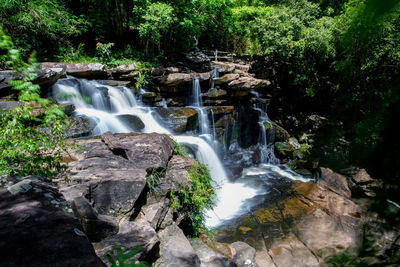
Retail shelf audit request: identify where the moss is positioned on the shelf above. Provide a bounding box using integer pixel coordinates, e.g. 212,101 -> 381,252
238,226 -> 252,234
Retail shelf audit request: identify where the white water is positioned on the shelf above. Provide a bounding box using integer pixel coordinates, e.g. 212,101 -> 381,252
51,76 -> 308,229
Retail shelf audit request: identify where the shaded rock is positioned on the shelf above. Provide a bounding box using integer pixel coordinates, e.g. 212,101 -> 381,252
0,177 -> 104,266
155,107 -> 198,134
0,100 -> 22,111
190,239 -> 236,267
204,88 -> 227,98
39,62 -> 107,79
318,167 -> 352,199
228,77 -> 271,91
230,242 -> 257,267
72,196 -> 118,242
151,66 -> 180,76
161,155 -> 195,191
60,103 -> 75,116
139,199 -> 174,230
0,70 -> 17,98
154,224 -> 201,267
65,116 -> 95,138
93,218 -> 159,264
116,114 -> 145,132
198,72 -> 211,82
340,167 -> 381,198
34,67 -> 65,87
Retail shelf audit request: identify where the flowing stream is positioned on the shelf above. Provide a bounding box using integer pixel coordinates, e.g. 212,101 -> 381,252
51,75 -> 311,229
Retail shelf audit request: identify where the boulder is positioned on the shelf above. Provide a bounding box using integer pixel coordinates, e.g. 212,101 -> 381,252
72,196 -> 119,242
108,63 -> 138,76
116,114 -> 145,132
93,218 -> 159,264
204,88 -> 228,98
34,67 -> 65,87
0,100 -> 22,111
64,116 -> 95,138
154,107 -> 198,134
230,242 -> 258,267
213,62 -> 250,73
0,70 -> 17,98
154,224 -> 201,267
39,62 -> 107,79
160,155 -> 196,191
151,66 -> 180,76
0,176 -> 104,266
190,239 -> 236,267
340,167 -> 381,198
156,73 -> 192,87
228,77 -> 271,91
216,74 -> 240,85
318,167 -> 352,199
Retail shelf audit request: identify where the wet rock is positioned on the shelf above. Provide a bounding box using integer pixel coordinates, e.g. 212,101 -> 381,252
103,80 -> 132,87
318,167 -> 352,199
190,238 -> 236,267
154,224 -> 201,267
93,218 -> 159,264
116,114 -> 145,132
230,242 -> 257,267
72,196 -> 119,242
39,62 -> 107,79
155,107 -> 198,134
0,177 -> 104,266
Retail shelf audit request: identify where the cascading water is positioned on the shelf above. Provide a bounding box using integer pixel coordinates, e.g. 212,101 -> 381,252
51,75 -> 311,230
253,100 -> 280,165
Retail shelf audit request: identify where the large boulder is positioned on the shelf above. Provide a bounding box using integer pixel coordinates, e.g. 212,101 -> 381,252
228,77 -> 271,91
154,107 -> 198,134
34,67 -> 66,87
93,218 -> 159,264
0,176 -> 104,266
154,224 -> 201,267
116,114 -> 145,132
108,63 -> 138,79
0,70 -> 17,98
39,62 -> 107,79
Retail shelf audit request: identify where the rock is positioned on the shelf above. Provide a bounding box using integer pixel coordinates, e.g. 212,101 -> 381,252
198,72 -> 211,82
65,116 -> 95,138
161,155 -> 196,191
205,88 -> 228,98
71,196 -> 118,242
154,107 -> 198,134
34,67 -> 65,87
213,62 -> 250,73
103,80 -> 132,87
0,176 -> 104,266
216,74 -> 240,85
0,70 -> 18,98
151,66 -> 180,76
154,224 -> 201,267
228,77 -> 271,91
340,167 -> 381,198
0,100 -> 22,111
230,242 -> 257,267
139,199 -> 174,230
190,239 -> 236,267
59,133 -> 174,208
288,137 -> 301,150
318,167 -> 352,199
93,218 -> 159,264
157,73 -> 193,87
109,63 -> 138,76
39,62 -> 107,79
116,114 -> 145,132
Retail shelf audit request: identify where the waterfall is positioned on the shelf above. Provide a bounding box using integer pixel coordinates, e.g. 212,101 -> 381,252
210,65 -> 219,90
253,101 -> 280,165
51,76 -> 307,229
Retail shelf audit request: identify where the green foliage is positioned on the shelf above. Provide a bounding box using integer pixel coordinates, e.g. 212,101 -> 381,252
0,0 -> 88,57
172,139 -> 188,157
171,161 -> 216,236
146,168 -> 165,190
134,62 -> 152,89
95,42 -> 114,64
106,245 -> 149,267
0,28 -> 68,177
